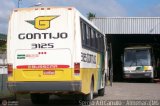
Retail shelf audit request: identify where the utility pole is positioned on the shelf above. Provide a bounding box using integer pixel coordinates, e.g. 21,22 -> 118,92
18,0 -> 22,8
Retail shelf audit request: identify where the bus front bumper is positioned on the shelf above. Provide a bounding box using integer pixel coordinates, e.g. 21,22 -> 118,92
124,72 -> 152,78
7,81 -> 81,93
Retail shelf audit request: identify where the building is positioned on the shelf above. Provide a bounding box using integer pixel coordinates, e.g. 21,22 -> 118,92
91,17 -> 160,81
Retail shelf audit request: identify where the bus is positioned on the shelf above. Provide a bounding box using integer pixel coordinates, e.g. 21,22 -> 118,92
122,45 -> 155,81
7,7 -> 108,104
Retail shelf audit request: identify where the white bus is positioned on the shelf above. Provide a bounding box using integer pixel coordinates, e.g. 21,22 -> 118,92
7,7 -> 109,104
122,45 -> 155,81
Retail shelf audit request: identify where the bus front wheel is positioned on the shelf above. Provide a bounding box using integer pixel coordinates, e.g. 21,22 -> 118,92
98,87 -> 105,96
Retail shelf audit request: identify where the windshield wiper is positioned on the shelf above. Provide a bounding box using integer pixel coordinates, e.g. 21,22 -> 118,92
137,59 -> 144,66
129,60 -> 136,67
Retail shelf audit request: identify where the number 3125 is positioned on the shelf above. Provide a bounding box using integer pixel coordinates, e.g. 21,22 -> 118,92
32,43 -> 54,49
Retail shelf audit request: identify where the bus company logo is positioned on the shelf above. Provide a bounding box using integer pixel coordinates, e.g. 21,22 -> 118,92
26,16 -> 59,30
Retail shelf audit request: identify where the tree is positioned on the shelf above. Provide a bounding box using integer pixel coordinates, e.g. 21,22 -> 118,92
87,12 -> 96,20
0,33 -> 7,52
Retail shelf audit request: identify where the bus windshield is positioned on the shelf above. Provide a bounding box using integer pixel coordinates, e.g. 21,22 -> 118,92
124,49 -> 151,67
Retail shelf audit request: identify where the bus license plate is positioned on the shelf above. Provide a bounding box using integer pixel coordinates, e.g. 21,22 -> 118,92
43,70 -> 55,75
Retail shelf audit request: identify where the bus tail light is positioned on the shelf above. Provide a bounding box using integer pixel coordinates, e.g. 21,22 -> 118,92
8,64 -> 13,76
74,63 -> 80,75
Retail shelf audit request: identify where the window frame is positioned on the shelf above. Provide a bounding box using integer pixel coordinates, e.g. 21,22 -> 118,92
80,18 -> 105,53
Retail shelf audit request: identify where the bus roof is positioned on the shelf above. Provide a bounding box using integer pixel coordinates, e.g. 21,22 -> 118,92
13,6 -> 75,11
12,6 -> 103,35
125,46 -> 152,50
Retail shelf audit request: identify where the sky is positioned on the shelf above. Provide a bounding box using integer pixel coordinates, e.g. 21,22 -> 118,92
0,0 -> 160,34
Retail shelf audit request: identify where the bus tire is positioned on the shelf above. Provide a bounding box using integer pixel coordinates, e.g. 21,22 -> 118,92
83,80 -> 94,101
31,94 -> 39,104
74,94 -> 83,104
31,93 -> 49,104
98,87 -> 105,96
150,78 -> 154,83
98,75 -> 106,96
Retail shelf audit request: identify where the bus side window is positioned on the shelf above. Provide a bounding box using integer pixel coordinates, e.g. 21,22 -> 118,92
83,23 -> 87,46
101,35 -> 104,52
96,33 -> 99,51
80,18 -> 105,53
80,21 -> 85,45
87,26 -> 91,47
98,33 -> 101,52
93,30 -> 96,50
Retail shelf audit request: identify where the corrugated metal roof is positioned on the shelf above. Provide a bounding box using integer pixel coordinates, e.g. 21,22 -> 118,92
90,17 -> 160,34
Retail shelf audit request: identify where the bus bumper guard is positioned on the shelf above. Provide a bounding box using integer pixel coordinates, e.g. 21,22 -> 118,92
7,81 -> 81,93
